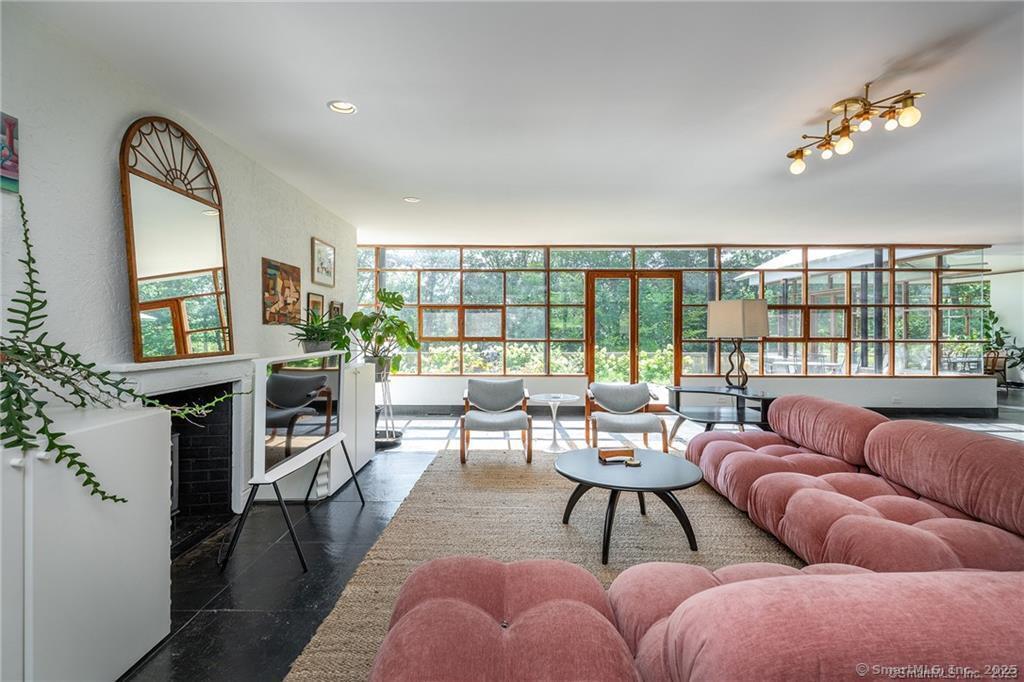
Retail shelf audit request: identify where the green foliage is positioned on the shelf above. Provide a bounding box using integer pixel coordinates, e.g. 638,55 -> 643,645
984,310 -> 1024,370
1,196 -> 237,503
349,289 -> 421,371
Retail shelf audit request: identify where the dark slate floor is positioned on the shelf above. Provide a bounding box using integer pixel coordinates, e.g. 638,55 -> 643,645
123,394 -> 1023,681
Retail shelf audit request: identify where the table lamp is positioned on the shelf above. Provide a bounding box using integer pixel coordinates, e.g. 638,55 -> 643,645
707,299 -> 769,388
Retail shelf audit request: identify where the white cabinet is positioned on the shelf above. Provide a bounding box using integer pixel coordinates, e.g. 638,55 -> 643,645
1,407 -> 171,681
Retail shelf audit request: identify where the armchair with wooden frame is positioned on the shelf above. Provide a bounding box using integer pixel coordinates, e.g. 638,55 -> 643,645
460,378 -> 532,464
585,382 -> 668,453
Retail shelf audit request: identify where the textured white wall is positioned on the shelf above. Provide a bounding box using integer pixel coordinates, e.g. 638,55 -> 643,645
989,270 -> 1024,383
0,7 -> 357,364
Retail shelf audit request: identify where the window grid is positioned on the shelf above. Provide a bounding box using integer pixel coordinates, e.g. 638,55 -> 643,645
354,245 -> 989,378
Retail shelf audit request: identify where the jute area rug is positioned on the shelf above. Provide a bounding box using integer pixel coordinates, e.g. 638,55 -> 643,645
288,448 -> 801,680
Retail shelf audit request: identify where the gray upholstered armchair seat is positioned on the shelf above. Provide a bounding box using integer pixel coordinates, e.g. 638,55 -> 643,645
592,411 -> 662,433
465,410 -> 529,431
460,378 -> 533,463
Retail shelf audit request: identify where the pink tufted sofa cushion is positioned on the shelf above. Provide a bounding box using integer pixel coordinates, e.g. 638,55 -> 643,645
683,396 -> 885,511
748,470 -> 1024,571
865,420 -> 1024,537
369,556 -> 639,681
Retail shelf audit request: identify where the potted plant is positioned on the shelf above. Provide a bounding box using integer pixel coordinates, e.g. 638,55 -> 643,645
348,289 -> 420,380
288,308 -> 335,353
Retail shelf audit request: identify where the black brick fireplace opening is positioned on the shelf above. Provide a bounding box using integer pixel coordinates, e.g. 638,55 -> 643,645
156,382 -> 234,558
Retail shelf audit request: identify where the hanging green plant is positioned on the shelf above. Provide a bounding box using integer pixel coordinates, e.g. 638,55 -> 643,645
1,195 -> 235,503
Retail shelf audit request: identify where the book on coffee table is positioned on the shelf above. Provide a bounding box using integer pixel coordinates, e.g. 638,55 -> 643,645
597,446 -> 634,464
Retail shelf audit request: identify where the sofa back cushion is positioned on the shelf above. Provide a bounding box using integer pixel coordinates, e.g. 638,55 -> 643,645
766,395 -> 888,465
865,420 -> 1024,536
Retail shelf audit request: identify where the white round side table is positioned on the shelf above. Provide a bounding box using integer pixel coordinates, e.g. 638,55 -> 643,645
531,393 -> 581,453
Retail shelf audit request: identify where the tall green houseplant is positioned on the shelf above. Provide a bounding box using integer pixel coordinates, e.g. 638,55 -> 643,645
348,289 -> 420,378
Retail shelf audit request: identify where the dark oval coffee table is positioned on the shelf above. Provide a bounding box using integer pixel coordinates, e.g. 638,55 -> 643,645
555,448 -> 703,564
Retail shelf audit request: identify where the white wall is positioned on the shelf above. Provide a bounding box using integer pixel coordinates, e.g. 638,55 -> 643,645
0,6 -> 357,364
389,375 -> 996,409
988,260 -> 1024,383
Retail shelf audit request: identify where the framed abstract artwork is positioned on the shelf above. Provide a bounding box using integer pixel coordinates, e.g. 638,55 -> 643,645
1,112 -> 19,193
311,237 -> 336,286
307,292 -> 325,317
261,257 -> 301,324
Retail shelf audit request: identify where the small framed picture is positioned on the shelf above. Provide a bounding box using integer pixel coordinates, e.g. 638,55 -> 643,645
307,292 -> 325,317
329,300 -> 344,318
311,237 -> 336,286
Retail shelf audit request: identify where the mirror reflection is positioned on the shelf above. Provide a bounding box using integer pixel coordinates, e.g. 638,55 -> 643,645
264,359 -> 341,473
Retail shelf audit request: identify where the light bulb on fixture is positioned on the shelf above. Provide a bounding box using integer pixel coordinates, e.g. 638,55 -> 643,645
858,117 -> 873,132
897,97 -> 921,127
816,139 -> 834,160
787,149 -> 807,175
882,108 -> 899,131
835,121 -> 854,155
820,148 -> 834,160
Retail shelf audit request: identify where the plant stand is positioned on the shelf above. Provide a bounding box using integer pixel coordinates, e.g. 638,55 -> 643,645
375,363 -> 402,450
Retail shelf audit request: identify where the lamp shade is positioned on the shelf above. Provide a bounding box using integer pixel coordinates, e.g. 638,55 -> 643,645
707,299 -> 769,338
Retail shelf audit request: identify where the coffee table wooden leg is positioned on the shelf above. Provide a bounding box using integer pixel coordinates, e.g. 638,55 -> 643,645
653,490 -> 698,551
562,483 -> 592,524
638,492 -> 646,515
602,489 -> 621,565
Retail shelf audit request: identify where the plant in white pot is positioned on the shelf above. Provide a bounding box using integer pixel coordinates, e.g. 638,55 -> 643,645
348,289 -> 420,379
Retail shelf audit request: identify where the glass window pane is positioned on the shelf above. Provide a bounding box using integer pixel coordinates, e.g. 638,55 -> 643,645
763,273 -> 803,304
896,343 -> 932,375
682,342 -> 714,374
593,278 -> 631,383
895,271 -> 933,304
187,329 -> 225,354
807,248 -> 888,269
940,308 -> 984,340
941,273 -> 988,305
358,271 -> 376,305
422,308 -> 459,338
636,248 -> 714,269
851,307 -> 889,339
357,247 -> 375,269
184,295 -> 221,330
462,272 -> 503,304
381,247 -> 459,269
421,342 -> 460,374
808,271 -> 846,305
851,341 -> 890,374
421,271 -> 460,304
380,270 -> 418,304
549,341 -> 584,374
462,342 -> 503,374
550,306 -> 584,340
507,306 -> 546,339
720,248 -> 792,269
138,271 -> 216,302
139,307 -> 177,357
682,306 -> 708,339
939,343 -> 984,374
895,248 -> 939,269
807,342 -> 846,374
396,305 -> 418,332
463,248 -> 544,269
809,309 -> 845,338
393,348 -> 419,374
850,271 -> 890,304
763,342 -> 801,375
720,272 -> 758,299
940,249 -> 985,269
721,341 -> 761,376
507,342 -> 546,374
549,271 -> 584,304
465,308 -> 503,338
683,272 -> 714,303
506,271 -> 547,304
895,308 -> 932,340
550,248 -> 631,269
768,308 -> 802,337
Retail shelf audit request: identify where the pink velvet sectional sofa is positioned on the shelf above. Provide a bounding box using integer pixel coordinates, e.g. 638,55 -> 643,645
687,395 -> 1024,571
371,556 -> 1024,681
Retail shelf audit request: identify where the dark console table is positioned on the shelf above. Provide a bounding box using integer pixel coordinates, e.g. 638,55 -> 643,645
666,386 -> 776,443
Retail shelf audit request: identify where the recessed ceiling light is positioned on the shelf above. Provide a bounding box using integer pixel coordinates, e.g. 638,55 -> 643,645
201,209 -> 220,216
327,100 -> 357,114
402,197 -> 421,204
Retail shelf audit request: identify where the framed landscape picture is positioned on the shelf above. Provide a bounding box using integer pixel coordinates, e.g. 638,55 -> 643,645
311,237 -> 336,286
307,292 -> 325,317
261,257 -> 301,324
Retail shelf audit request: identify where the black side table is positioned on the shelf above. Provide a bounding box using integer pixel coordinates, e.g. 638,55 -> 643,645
665,386 -> 776,443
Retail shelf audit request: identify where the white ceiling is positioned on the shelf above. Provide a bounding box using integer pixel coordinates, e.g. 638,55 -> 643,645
20,2 -> 1024,248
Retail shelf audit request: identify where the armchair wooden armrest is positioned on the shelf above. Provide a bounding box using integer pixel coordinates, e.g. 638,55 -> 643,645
463,389 -> 470,413
521,387 -> 530,411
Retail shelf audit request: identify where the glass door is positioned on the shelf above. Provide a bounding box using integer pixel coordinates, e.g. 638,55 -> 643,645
586,272 -> 679,400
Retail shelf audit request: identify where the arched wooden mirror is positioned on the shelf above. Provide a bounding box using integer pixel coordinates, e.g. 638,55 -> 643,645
120,117 -> 234,362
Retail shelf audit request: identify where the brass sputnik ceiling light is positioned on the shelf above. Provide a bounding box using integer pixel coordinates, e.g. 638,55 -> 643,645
788,82 -> 925,174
